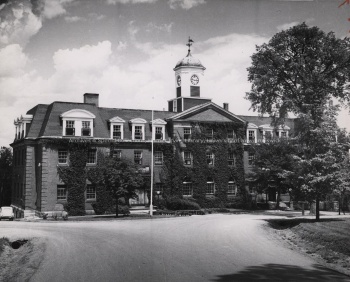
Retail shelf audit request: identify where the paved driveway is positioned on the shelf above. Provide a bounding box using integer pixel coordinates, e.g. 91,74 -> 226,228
1,214 -> 349,282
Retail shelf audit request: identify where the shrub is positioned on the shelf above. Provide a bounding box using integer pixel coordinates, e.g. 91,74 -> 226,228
118,205 -> 130,215
165,196 -> 201,210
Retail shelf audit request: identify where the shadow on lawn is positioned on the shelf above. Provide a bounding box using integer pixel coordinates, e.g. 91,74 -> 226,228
265,218 -> 346,230
211,264 -> 350,281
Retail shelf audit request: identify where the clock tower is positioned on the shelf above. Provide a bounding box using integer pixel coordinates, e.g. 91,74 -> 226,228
168,37 -> 210,113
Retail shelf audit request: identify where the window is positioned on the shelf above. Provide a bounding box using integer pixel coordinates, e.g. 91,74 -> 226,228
228,181 -> 237,195
206,180 -> 215,194
248,130 -> 255,142
184,128 -> 191,140
154,151 -> 163,165
184,151 -> 192,165
113,125 -> 122,139
228,152 -> 235,166
280,131 -> 287,138
87,149 -> 96,164
134,150 -> 142,165
206,152 -> 214,166
66,120 -> 75,136
112,149 -> 121,160
134,126 -> 143,140
81,121 -> 91,136
58,150 -> 68,164
86,185 -> 96,200
248,151 -> 255,166
155,127 -> 163,140
227,130 -> 236,139
264,131 -> 273,141
182,182 -> 192,196
205,129 -> 213,140
57,185 -> 67,200
173,102 -> 177,112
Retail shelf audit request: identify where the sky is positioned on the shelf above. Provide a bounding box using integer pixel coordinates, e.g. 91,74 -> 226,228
1,0 -> 350,146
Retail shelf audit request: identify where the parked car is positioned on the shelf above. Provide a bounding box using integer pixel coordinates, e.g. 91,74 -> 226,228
0,206 -> 14,221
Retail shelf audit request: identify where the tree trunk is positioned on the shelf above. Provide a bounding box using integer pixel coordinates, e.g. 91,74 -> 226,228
315,196 -> 320,221
275,187 -> 281,210
115,196 -> 119,218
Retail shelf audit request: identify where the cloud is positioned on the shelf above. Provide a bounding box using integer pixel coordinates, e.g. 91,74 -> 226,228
106,0 -> 158,4
168,0 -> 206,10
0,44 -> 28,77
64,15 -> 83,23
116,41 -> 128,51
0,1 -> 42,47
276,21 -> 300,31
146,22 -> 174,33
128,21 -> 139,40
88,13 -> 106,21
42,0 -> 74,20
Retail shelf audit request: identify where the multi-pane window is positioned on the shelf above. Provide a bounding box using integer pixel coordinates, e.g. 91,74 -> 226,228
87,149 -> 97,164
58,150 -> 68,164
182,182 -> 192,196
57,185 -> 67,200
184,151 -> 192,165
81,121 -> 91,136
112,149 -> 121,160
227,130 -> 235,139
154,151 -> 163,165
248,151 -> 255,166
206,152 -> 214,166
155,127 -> 163,140
134,126 -> 143,140
66,120 -> 75,136
184,128 -> 191,140
86,185 -> 96,200
248,130 -> 255,142
134,150 -> 142,165
113,125 -> 122,139
280,131 -> 287,138
228,152 -> 235,166
228,181 -> 237,195
206,181 -> 215,194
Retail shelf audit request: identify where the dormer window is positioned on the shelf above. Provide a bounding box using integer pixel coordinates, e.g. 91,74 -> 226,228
246,123 -> 258,143
151,118 -> 167,141
60,109 -> 95,137
109,117 -> 125,140
130,118 -> 147,141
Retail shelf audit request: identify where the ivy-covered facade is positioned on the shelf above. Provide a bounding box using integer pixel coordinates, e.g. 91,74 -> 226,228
10,43 -> 297,217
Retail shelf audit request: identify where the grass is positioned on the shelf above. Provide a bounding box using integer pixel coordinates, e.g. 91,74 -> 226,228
266,218 -> 350,275
0,237 -> 10,254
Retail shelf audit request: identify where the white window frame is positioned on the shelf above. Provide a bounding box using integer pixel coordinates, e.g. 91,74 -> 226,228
134,150 -> 142,165
206,181 -> 215,194
206,152 -> 214,166
130,118 -> 147,140
183,151 -> 192,165
248,151 -> 255,166
184,127 -> 191,140
227,129 -> 236,140
109,117 -> 125,139
86,185 -> 96,200
154,151 -> 163,165
87,149 -> 97,165
151,119 -> 167,141
58,150 -> 68,164
246,123 -> 258,143
60,109 -> 95,137
228,181 -> 237,195
57,185 -> 67,200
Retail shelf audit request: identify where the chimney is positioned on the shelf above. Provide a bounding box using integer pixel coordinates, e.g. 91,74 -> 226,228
223,103 -> 229,111
84,93 -> 99,107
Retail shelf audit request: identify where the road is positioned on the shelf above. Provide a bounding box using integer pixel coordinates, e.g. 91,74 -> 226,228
1,214 -> 349,282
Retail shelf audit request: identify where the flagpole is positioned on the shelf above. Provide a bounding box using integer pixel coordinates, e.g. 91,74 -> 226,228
150,104 -> 154,216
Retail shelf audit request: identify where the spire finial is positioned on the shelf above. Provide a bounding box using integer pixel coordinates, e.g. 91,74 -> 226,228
186,36 -> 194,55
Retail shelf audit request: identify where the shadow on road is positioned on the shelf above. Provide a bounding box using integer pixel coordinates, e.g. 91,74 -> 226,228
211,264 -> 350,281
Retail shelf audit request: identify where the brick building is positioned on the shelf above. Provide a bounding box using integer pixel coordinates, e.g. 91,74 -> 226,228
11,41 -> 296,217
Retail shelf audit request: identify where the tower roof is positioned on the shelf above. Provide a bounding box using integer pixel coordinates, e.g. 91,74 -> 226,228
174,37 -> 206,70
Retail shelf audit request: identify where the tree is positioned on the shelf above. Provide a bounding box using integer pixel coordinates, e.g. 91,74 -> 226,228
0,147 -> 13,207
248,140 -> 297,209
246,23 -> 350,220
246,23 -> 350,124
100,156 -> 144,217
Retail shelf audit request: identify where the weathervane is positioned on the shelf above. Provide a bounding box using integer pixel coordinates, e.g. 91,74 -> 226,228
186,36 -> 194,54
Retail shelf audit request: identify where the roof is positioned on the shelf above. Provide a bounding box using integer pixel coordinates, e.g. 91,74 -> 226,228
174,51 -> 205,70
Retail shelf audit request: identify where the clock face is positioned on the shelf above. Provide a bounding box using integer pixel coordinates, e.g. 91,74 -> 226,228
177,75 -> 181,86
190,74 -> 199,85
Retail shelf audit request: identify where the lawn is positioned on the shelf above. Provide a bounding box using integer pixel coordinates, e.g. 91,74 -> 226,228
267,217 -> 350,276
